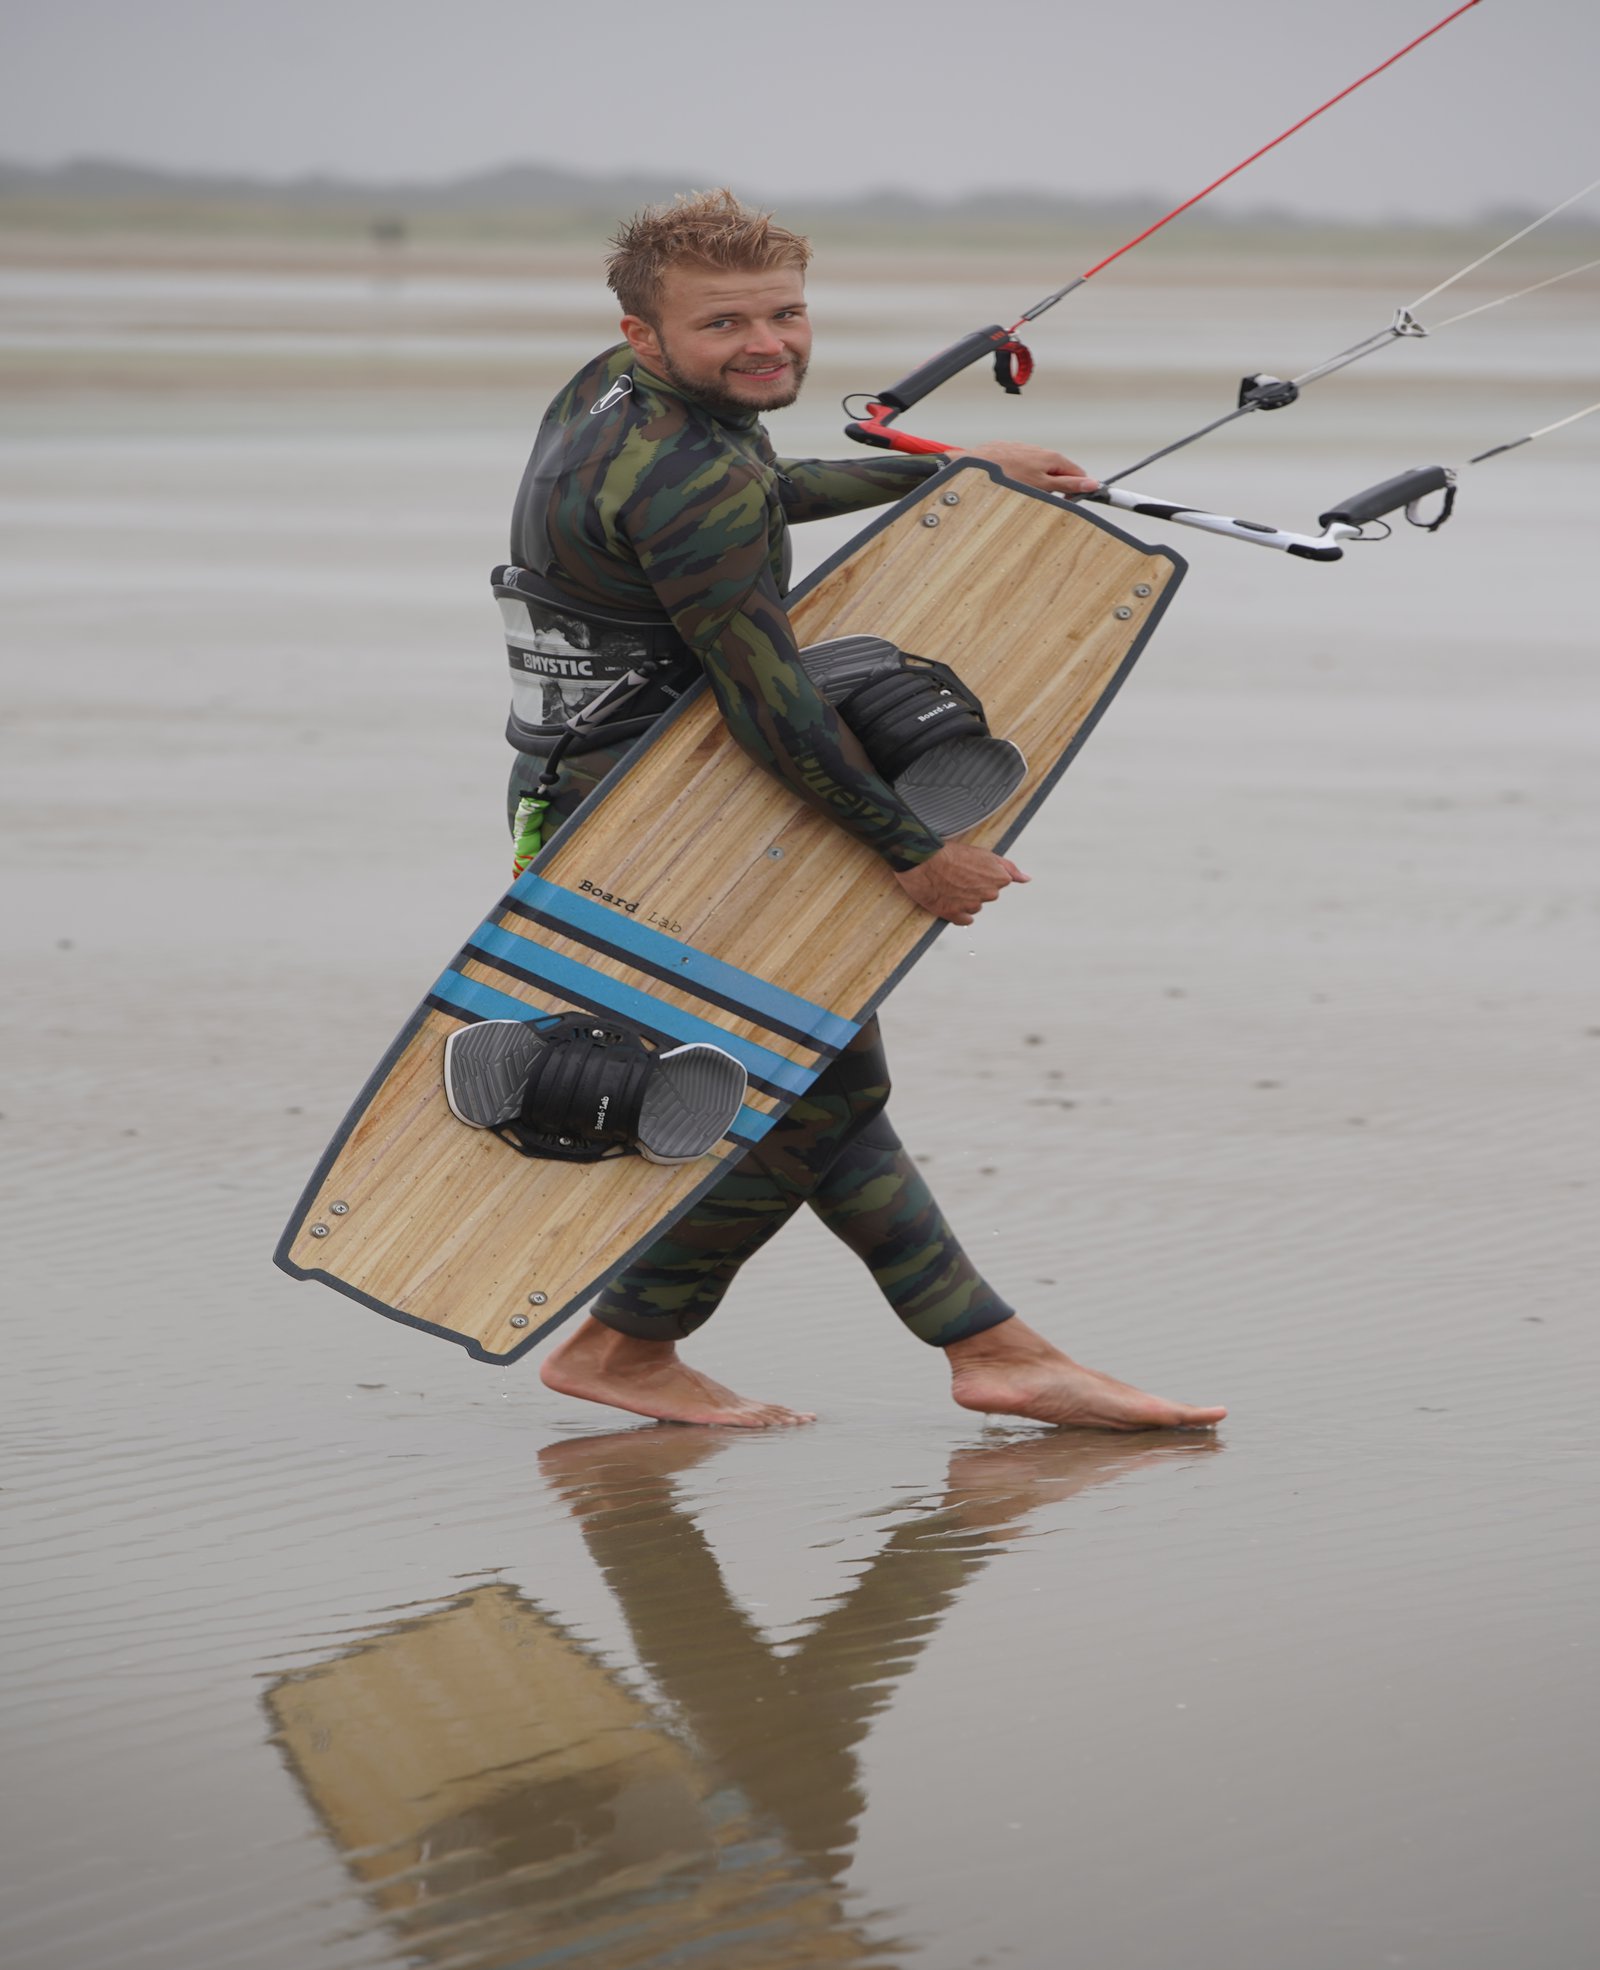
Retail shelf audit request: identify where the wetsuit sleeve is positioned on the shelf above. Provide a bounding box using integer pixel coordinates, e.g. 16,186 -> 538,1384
776,453 -> 946,524
621,456 -> 944,872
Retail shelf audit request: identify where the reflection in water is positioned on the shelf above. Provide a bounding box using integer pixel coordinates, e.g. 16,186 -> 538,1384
266,1431 -> 1214,1967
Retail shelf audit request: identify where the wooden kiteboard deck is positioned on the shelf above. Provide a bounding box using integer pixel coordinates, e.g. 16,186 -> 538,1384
264,1583 -> 882,1954
275,463 -> 1184,1360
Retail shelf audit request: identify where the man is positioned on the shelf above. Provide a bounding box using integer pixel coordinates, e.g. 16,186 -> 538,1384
503,190 -> 1225,1433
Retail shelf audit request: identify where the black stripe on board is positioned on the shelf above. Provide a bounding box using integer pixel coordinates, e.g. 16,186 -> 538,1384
499,897 -> 838,1058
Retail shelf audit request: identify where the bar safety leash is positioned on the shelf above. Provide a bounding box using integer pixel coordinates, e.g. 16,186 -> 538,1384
843,0 -> 1486,456
510,659 -> 669,876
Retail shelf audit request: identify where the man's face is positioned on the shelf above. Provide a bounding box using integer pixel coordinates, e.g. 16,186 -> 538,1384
622,263 -> 811,418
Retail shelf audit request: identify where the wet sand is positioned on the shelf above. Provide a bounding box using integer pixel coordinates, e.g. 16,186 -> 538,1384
2,230 -> 1597,1969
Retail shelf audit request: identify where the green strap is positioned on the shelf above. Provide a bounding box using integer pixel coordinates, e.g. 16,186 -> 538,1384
510,793 -> 548,878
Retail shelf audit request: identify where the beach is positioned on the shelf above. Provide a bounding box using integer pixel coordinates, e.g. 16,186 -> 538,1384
2,223 -> 1597,1969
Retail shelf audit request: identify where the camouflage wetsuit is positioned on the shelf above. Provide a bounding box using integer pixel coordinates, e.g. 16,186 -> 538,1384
505,345 -> 1013,1346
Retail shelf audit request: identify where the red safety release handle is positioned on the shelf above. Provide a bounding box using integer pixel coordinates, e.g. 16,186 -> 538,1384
844,403 -> 959,456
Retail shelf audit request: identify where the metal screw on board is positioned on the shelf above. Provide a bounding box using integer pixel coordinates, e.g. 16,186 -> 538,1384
1133,583 -> 1153,597
1114,606 -> 1134,620
942,492 -> 961,505
922,514 -> 940,528
510,1314 -> 529,1329
329,1201 -> 349,1215
528,1292 -> 548,1305
310,1224 -> 329,1238
767,846 -> 784,860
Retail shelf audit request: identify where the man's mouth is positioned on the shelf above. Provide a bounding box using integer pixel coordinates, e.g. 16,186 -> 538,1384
731,361 -> 790,379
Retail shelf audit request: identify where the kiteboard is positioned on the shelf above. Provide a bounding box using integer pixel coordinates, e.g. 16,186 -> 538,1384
264,1581 -> 882,1953
275,461 -> 1184,1361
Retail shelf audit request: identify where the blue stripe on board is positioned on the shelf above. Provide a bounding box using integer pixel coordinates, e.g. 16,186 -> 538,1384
426,972 -> 775,1144
509,873 -> 859,1053
465,920 -> 816,1098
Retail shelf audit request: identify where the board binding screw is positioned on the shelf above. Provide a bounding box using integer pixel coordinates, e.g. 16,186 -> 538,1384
942,491 -> 961,505
528,1292 -> 548,1305
1133,583 -> 1152,597
329,1201 -> 349,1215
310,1223 -> 329,1238
1114,606 -> 1133,620
921,514 -> 940,528
510,1314 -> 528,1328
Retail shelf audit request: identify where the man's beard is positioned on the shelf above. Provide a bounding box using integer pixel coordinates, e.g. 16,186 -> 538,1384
655,343 -> 808,420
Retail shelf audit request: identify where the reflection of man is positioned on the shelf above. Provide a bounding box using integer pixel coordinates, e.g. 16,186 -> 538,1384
506,189 -> 1225,1432
537,1429 -> 1212,1886
267,1429 -> 1211,1965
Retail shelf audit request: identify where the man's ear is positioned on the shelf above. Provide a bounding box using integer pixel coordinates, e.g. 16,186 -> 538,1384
619,314 -> 661,364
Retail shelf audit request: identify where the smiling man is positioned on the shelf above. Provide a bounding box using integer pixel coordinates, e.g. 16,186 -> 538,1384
501,189 -> 1225,1434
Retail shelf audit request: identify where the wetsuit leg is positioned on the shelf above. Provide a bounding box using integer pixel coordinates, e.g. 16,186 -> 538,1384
507,756 -> 1012,1347
589,1019 -> 892,1341
805,1111 -> 1015,1346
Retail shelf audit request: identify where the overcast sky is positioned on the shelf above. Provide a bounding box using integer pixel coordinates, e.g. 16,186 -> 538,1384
3,0 -> 1596,224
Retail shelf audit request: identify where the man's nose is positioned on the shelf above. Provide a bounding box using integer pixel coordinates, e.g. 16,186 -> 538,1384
741,322 -> 786,355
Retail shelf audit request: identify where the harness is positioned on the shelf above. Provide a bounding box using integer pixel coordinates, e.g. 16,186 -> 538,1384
494,564 -> 697,759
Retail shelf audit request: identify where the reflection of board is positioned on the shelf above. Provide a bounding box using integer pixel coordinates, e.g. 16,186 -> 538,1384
264,1586 -> 708,1908
276,462 -> 1184,1360
265,1584 -> 881,1964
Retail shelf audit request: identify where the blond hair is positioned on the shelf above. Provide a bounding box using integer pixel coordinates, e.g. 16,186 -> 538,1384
606,188 -> 812,323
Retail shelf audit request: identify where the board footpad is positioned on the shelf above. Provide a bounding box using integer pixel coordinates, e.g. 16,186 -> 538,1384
442,1020 -> 544,1127
442,1017 -> 746,1165
895,734 -> 1027,837
640,1046 -> 751,1165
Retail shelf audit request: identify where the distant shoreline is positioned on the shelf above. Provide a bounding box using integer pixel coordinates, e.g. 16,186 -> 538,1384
1,205 -> 1584,273
3,154 -> 1593,258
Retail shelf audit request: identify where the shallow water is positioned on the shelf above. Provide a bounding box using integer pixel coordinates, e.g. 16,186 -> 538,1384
2,238 -> 1598,1970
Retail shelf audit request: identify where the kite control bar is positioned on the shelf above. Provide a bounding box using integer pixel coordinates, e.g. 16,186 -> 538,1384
1089,487 -> 1355,561
1089,463 -> 1458,561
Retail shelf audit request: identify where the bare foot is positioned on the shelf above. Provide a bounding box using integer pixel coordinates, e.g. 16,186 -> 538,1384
541,1317 -> 816,1428
946,1318 -> 1226,1432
